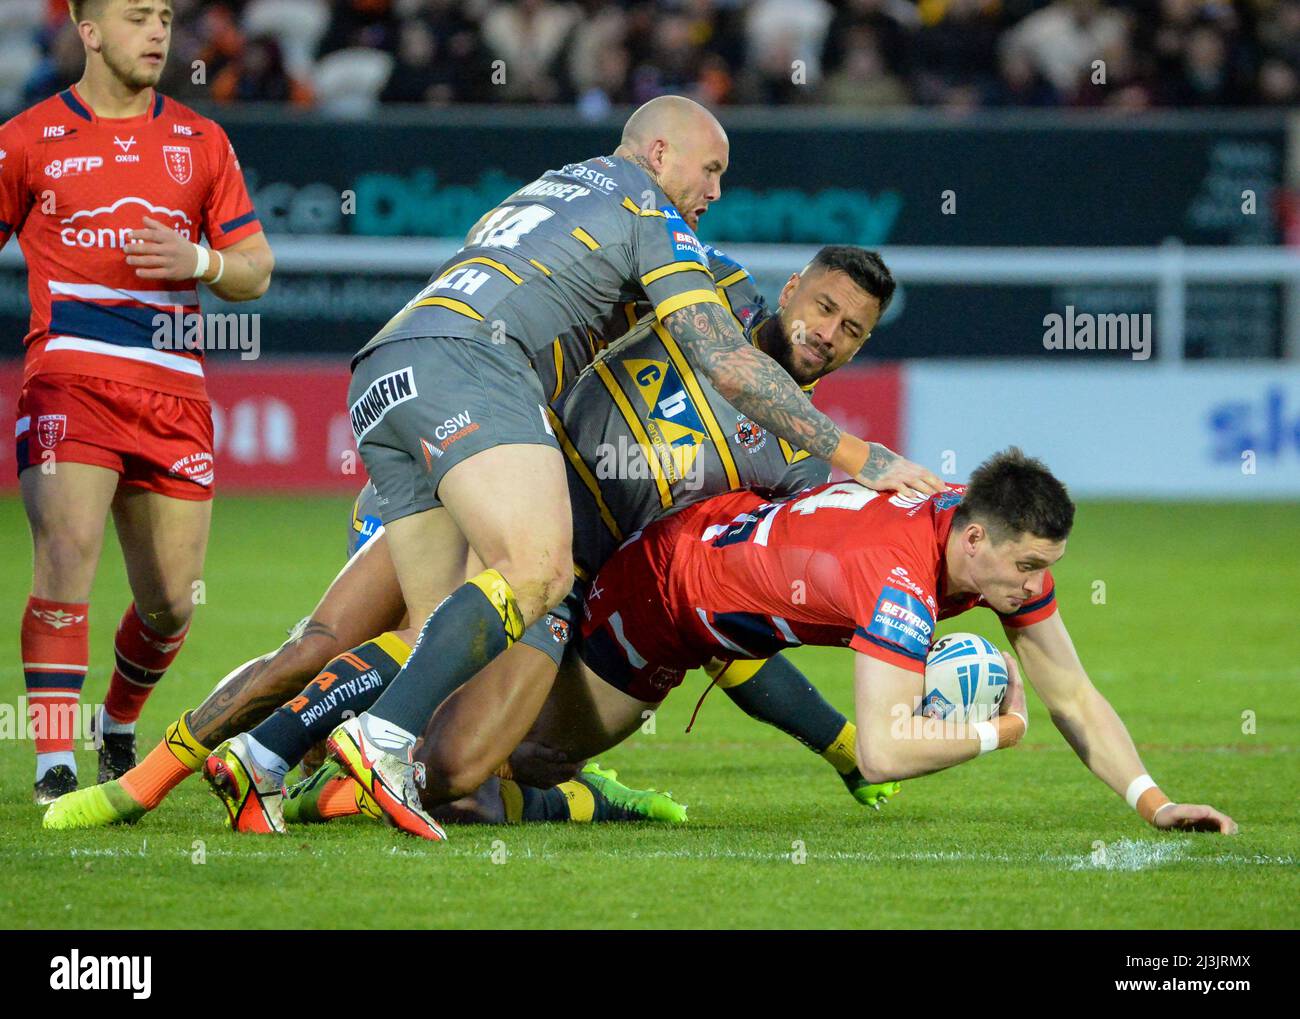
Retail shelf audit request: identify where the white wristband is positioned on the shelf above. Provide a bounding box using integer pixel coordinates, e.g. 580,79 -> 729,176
209,249 -> 225,286
974,720 -> 999,756
1125,774 -> 1157,810
191,243 -> 210,280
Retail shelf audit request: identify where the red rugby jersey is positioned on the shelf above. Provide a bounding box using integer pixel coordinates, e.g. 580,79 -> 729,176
661,482 -> 1058,673
0,85 -> 260,399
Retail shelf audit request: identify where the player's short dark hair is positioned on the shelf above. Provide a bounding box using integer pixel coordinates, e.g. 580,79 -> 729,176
68,0 -> 105,21
953,447 -> 1074,543
805,246 -> 896,314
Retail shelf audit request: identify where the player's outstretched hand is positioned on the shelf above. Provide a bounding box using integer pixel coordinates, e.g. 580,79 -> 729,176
853,442 -> 944,500
125,216 -> 203,280
1153,803 -> 1239,834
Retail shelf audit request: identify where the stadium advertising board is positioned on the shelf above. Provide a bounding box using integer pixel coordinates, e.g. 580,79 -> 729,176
906,362 -> 1300,498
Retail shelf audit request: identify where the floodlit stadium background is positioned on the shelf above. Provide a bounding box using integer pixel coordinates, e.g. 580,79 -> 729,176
3,0 -> 1299,497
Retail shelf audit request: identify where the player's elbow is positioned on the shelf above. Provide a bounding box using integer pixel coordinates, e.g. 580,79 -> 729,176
703,367 -> 745,405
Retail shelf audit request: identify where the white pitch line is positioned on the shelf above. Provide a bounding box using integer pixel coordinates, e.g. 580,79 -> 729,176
5,842 -> 1293,870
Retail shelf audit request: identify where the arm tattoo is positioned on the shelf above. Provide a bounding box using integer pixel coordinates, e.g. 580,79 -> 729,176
662,301 -> 842,460
857,442 -> 900,484
188,657 -> 289,744
188,620 -> 339,742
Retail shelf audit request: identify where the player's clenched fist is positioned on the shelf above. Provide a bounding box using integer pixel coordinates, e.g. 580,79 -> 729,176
124,215 -> 209,281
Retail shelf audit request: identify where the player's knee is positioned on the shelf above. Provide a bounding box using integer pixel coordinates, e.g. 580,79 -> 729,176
856,741 -> 895,787
494,548 -> 572,622
419,740 -> 491,801
135,597 -> 194,637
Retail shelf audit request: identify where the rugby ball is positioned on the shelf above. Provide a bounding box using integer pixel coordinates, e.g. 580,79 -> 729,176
917,633 -> 1008,723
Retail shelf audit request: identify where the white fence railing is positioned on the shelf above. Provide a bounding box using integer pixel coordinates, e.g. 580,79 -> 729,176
5,238 -> 1299,359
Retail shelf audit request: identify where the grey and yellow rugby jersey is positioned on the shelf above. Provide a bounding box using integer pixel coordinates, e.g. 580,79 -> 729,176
352,155 -> 724,372
551,246 -> 831,582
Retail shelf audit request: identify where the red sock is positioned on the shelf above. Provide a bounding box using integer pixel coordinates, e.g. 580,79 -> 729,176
22,596 -> 89,754
103,604 -> 188,725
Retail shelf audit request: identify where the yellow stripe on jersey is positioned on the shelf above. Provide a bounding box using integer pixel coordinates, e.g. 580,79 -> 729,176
623,301 -> 640,333
409,296 -> 484,321
641,261 -> 709,287
546,408 -> 624,543
550,339 -> 565,404
529,258 -> 552,276
594,360 -> 673,509
436,255 -> 524,286
656,327 -> 741,490
778,437 -> 812,465
715,268 -> 750,288
653,288 -> 724,321
621,196 -> 667,217
718,284 -> 746,335
571,227 -> 600,250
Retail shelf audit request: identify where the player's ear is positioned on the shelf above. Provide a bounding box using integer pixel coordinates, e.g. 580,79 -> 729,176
77,18 -> 101,52
648,138 -> 670,172
778,273 -> 800,308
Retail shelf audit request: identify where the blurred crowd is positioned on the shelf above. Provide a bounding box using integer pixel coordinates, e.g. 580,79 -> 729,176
3,0 -> 1298,114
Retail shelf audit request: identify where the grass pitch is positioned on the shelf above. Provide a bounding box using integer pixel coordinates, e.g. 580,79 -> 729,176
1,495 -> 1297,929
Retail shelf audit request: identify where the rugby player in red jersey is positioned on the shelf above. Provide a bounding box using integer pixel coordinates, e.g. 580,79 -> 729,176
559,449 -> 1237,833
1,0 -> 273,802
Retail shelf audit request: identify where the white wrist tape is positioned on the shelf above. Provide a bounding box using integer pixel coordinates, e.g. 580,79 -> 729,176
210,249 -> 225,286
1125,774 -> 1157,810
1008,711 -> 1027,735
974,720 -> 999,756
191,243 -> 210,280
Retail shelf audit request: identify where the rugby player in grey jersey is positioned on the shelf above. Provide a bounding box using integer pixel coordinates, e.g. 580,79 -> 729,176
281,96 -> 940,839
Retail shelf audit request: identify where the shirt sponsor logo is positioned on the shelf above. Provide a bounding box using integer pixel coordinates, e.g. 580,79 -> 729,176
172,124 -> 194,136
517,177 -> 592,202
866,584 -> 934,660
113,135 -> 140,164
623,356 -> 708,482
556,162 -> 618,191
349,367 -> 418,441
59,196 -> 195,249
663,207 -> 707,263
36,414 -> 66,449
43,125 -> 66,138
44,155 -> 103,178
162,145 -> 192,185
